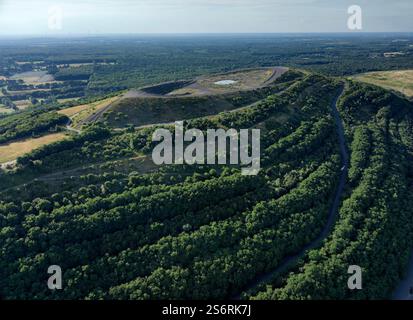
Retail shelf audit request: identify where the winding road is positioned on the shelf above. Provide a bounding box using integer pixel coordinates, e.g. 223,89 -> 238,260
232,86 -> 348,299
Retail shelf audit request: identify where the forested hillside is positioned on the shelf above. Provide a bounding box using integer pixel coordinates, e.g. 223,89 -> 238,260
1,70 -> 412,300
0,73 -> 347,299
250,81 -> 413,300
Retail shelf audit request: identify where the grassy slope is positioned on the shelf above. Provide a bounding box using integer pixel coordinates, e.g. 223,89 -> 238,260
103,78 -> 297,128
0,132 -> 68,164
104,94 -> 248,127
353,70 -> 413,98
58,96 -> 121,127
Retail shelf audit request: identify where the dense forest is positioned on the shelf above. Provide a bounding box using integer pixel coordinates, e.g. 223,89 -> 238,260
0,73 -> 353,299
250,82 -> 413,300
1,34 -> 413,300
0,110 -> 68,144
1,34 -> 413,98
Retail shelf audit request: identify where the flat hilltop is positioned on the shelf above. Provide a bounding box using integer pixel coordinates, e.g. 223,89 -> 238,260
127,67 -> 288,98
57,67 -> 295,129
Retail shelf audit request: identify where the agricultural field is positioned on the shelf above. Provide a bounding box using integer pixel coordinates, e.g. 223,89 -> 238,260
353,70 -> 413,98
14,100 -> 31,110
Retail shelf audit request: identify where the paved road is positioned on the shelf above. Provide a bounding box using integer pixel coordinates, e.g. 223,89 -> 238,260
264,67 -> 289,85
65,119 -> 81,134
232,86 -> 348,299
393,250 -> 413,300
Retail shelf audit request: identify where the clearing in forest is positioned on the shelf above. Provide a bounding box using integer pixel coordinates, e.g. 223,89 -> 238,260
0,132 -> 68,163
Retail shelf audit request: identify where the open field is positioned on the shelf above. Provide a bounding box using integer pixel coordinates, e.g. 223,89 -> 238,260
0,106 -> 14,114
106,95 -> 242,127
51,67 -> 296,130
104,74 -> 295,127
57,67 -> 292,129
14,100 -> 31,110
58,103 -> 93,117
0,132 -> 68,163
57,97 -> 82,104
353,69 -> 413,98
9,71 -> 55,84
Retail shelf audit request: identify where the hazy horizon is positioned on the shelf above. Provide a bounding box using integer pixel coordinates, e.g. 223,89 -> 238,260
0,0 -> 412,35
0,32 -> 412,39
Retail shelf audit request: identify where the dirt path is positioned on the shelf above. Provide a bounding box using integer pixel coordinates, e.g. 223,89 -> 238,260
0,156 -> 150,194
232,86 -> 348,299
65,119 -> 81,134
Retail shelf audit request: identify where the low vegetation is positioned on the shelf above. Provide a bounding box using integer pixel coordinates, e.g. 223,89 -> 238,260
353,70 -> 413,98
0,132 -> 68,164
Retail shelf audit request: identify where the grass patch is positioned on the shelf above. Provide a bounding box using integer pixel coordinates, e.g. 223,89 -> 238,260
58,96 -> 120,126
353,69 -> 413,98
0,106 -> 14,115
105,88 -> 280,128
0,132 -> 68,163
10,71 -> 56,85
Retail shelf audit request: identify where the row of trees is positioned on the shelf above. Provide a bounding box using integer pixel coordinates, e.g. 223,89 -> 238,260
1,74 -> 345,299
252,81 -> 413,300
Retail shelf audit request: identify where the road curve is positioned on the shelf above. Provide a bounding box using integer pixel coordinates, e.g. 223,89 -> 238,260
232,86 -> 348,299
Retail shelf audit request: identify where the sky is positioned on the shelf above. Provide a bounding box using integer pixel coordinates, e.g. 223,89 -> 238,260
0,0 -> 412,35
